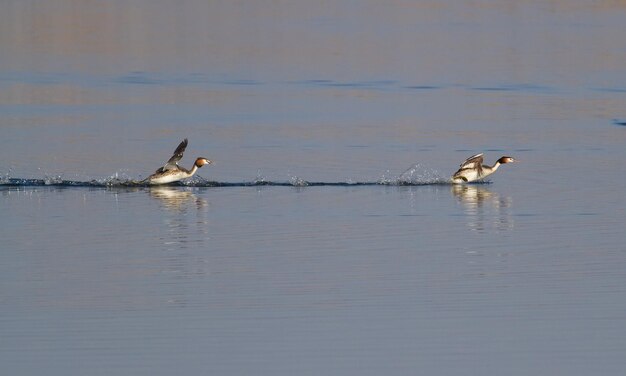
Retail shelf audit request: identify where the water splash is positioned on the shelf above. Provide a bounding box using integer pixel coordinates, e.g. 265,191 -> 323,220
288,175 -> 309,187
254,170 -> 267,184
377,169 -> 396,185
1,163 -> 461,188
397,163 -> 448,185
0,167 -> 12,184
43,174 -> 64,185
0,177 -> 462,188
378,163 -> 449,185
92,171 -> 140,187
181,174 -> 212,186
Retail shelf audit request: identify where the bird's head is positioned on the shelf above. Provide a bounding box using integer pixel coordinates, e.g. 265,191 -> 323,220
498,156 -> 516,164
195,158 -> 212,167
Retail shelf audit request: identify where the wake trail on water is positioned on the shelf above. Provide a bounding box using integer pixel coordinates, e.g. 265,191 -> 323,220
0,164 -> 487,188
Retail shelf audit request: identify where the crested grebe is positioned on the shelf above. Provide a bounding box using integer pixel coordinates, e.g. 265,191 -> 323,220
452,153 -> 516,183
145,138 -> 211,185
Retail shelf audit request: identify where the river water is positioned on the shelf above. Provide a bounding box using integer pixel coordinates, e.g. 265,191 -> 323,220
2,1 -> 626,375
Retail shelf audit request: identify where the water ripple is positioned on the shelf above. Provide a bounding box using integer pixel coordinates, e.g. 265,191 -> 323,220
0,177 -> 467,188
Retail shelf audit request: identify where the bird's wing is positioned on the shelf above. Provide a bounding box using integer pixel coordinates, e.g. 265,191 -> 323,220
161,138 -> 188,171
459,153 -> 484,169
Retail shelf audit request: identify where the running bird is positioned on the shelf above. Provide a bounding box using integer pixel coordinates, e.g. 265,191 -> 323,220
452,153 -> 516,183
145,139 -> 212,185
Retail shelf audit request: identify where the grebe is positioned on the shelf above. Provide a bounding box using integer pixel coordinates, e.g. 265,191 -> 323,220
145,138 -> 211,185
452,153 -> 516,183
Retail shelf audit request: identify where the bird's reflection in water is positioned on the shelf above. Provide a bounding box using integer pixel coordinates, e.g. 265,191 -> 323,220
148,187 -> 212,307
149,186 -> 209,213
150,187 -> 210,256
451,184 -> 513,232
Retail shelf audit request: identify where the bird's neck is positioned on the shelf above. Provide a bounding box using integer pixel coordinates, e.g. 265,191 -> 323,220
186,164 -> 199,177
487,161 -> 501,172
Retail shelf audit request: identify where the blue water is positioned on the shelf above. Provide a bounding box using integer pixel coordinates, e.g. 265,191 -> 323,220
2,1 -> 626,375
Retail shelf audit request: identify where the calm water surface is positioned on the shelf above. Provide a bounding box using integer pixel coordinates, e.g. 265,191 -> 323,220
2,1 -> 626,375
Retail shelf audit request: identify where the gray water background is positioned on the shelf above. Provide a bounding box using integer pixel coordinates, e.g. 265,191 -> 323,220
2,1 -> 626,375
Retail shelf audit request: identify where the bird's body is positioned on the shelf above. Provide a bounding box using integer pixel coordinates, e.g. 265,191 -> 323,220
145,139 -> 211,185
452,153 -> 516,183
